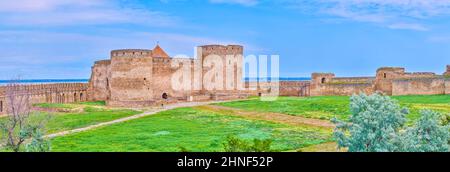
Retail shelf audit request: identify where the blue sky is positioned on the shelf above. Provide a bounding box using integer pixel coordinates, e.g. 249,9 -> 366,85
1,0 -> 450,79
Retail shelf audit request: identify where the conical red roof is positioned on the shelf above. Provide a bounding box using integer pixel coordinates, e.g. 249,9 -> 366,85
152,45 -> 170,58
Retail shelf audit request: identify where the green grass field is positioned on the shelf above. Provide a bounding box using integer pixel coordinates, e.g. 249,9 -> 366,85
1,101 -> 142,135
216,95 -> 450,122
2,95 -> 448,152
50,107 -> 332,152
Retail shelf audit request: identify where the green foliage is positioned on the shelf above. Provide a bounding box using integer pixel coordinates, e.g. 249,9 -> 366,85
178,146 -> 190,152
0,112 -> 51,152
25,129 -> 51,152
223,135 -> 272,152
333,94 -> 450,152
398,110 -> 449,152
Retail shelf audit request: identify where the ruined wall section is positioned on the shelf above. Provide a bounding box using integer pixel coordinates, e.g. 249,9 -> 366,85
445,78 -> 450,94
374,67 -> 406,95
392,77 -> 446,95
310,73 -> 374,96
87,60 -> 111,101
279,81 -> 311,96
445,65 -> 450,76
108,49 -> 154,107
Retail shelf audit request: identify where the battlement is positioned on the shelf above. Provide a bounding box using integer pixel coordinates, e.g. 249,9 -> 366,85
111,49 -> 152,58
0,83 -> 88,96
152,57 -> 172,63
94,60 -> 111,66
198,45 -> 244,56
377,67 -> 405,72
199,44 -> 243,50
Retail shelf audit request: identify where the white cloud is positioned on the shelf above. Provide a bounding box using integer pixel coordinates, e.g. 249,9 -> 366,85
0,0 -> 176,27
209,0 -> 259,6
0,0 -> 105,12
283,0 -> 450,31
388,23 -> 428,31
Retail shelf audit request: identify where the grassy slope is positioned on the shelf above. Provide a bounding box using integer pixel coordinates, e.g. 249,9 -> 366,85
216,95 -> 450,121
50,107 -> 332,152
1,101 -> 142,135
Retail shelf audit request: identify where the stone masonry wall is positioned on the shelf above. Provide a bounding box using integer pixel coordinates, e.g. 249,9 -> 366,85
310,83 -> 374,96
108,50 -> 153,106
0,83 -> 88,114
392,77 -> 446,95
445,79 -> 450,94
87,60 -> 111,101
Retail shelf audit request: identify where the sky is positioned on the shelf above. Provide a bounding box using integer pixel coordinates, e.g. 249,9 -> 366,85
1,0 -> 450,79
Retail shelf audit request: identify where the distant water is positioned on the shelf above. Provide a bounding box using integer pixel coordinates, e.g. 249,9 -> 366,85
0,79 -> 89,86
0,77 -> 310,86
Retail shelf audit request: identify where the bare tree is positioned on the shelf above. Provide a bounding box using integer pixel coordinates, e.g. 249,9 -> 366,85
0,80 -> 50,152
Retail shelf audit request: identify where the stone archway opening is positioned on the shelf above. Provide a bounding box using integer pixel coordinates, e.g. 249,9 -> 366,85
80,93 -> 83,101
74,93 -> 77,102
0,100 -> 3,113
321,78 -> 326,84
162,93 -> 168,100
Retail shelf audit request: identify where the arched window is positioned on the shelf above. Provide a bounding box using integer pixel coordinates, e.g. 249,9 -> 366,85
384,73 -> 387,78
0,101 -> 3,112
162,93 -> 168,100
321,78 -> 326,84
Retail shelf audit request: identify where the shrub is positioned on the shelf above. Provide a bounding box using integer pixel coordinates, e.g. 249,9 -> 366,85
333,93 -> 449,152
223,135 -> 272,152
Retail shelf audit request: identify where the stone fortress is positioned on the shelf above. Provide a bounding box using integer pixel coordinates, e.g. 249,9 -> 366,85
87,44 -> 246,107
0,43 -> 449,114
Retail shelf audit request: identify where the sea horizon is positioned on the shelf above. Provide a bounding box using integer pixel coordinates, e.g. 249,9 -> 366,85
0,77 -> 311,85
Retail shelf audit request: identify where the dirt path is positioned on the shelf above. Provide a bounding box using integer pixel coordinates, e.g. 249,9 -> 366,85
44,100 -> 244,139
195,105 -> 335,128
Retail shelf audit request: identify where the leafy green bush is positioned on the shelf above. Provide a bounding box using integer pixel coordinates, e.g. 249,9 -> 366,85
333,94 -> 449,152
223,135 -> 272,152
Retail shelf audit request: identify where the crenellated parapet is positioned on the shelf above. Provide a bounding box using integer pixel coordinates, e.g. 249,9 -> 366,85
111,49 -> 152,58
0,83 -> 89,114
197,45 -> 243,57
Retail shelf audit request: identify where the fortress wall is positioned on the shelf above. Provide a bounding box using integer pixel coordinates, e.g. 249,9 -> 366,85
392,78 -> 445,96
109,56 -> 153,103
310,83 -> 374,96
245,81 -> 311,97
279,81 -> 311,96
88,60 -> 111,101
0,83 -> 88,114
445,79 -> 450,94
152,57 -> 182,100
403,72 -> 436,78
330,77 -> 375,84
